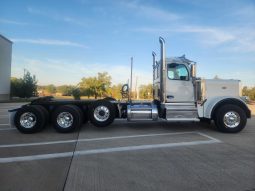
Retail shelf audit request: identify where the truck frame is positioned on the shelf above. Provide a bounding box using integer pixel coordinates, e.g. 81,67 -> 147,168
9,37 -> 251,134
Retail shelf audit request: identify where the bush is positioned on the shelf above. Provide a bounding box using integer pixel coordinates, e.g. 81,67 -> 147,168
72,88 -> 81,100
242,86 -> 255,101
57,85 -> 74,96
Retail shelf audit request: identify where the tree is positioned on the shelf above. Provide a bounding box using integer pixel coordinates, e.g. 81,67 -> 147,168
10,77 -> 23,97
109,84 -> 123,99
45,84 -> 56,95
242,86 -> 255,101
81,88 -> 94,99
72,88 -> 81,100
10,70 -> 38,98
79,72 -> 112,99
249,87 -> 255,100
23,71 -> 38,97
97,72 -> 111,96
79,76 -> 98,98
139,84 -> 153,99
57,85 -> 74,96
242,86 -> 249,96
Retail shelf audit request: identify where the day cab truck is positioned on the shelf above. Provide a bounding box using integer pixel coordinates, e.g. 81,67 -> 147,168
9,37 -> 251,134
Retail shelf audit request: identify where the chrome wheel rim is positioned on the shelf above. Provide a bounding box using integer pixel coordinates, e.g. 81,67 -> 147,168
20,112 -> 37,129
94,106 -> 110,122
223,111 -> 240,128
57,112 -> 73,128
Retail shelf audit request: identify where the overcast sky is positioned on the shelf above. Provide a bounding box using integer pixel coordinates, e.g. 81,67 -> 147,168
0,0 -> 255,86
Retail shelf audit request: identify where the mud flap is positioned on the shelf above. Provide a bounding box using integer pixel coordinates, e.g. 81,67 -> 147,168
8,109 -> 19,128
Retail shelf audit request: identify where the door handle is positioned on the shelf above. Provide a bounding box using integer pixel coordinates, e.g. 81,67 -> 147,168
167,95 -> 174,99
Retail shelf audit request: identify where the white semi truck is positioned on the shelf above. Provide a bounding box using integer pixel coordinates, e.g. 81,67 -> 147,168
9,37 -> 251,133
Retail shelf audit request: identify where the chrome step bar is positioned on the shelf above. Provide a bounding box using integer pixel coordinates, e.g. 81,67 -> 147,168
166,118 -> 200,122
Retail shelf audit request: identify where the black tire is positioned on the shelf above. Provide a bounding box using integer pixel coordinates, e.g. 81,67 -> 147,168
89,100 -> 116,127
215,104 -> 247,133
14,106 -> 46,134
81,106 -> 89,124
69,105 -> 84,124
32,105 -> 49,124
52,105 -> 82,133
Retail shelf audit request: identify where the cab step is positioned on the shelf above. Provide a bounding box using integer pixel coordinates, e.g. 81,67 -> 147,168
164,102 -> 199,120
166,118 -> 200,122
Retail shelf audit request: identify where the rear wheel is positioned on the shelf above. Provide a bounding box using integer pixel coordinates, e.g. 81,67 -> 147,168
215,104 -> 247,133
89,100 -> 116,127
32,105 -> 49,124
52,105 -> 82,133
14,106 -> 46,133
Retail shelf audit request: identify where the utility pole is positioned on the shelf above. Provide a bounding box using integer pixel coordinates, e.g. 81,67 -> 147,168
135,76 -> 138,99
129,57 -> 133,101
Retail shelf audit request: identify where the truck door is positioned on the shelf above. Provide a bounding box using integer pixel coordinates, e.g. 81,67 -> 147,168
165,63 -> 194,102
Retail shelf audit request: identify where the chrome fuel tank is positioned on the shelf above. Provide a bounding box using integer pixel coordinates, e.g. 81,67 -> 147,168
127,104 -> 158,121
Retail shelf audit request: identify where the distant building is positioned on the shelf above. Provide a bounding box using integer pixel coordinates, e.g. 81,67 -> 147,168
0,34 -> 12,100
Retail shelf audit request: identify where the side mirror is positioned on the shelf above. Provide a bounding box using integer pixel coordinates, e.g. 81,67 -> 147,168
121,84 -> 129,99
191,64 -> 197,78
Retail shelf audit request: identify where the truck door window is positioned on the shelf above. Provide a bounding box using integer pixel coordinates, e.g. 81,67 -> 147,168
167,63 -> 189,81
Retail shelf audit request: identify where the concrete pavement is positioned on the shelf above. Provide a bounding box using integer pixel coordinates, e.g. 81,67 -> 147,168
0,103 -> 254,191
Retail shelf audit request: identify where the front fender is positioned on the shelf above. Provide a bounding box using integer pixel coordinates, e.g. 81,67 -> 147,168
203,96 -> 251,119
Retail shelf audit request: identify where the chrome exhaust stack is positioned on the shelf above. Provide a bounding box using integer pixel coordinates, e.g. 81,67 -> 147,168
159,37 -> 166,71
152,51 -> 156,99
159,37 -> 166,102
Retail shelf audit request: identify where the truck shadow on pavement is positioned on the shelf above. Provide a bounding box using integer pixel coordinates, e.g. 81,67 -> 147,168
74,120 -> 218,134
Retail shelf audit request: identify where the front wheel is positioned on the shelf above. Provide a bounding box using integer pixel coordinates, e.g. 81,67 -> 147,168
215,104 -> 247,133
89,100 -> 116,127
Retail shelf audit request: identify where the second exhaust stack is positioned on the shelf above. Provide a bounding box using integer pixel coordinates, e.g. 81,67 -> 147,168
159,37 -> 166,102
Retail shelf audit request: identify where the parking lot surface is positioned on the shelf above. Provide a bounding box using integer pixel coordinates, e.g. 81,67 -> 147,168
0,103 -> 255,191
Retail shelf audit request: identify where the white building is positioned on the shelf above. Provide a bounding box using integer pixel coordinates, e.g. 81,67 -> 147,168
0,34 -> 12,100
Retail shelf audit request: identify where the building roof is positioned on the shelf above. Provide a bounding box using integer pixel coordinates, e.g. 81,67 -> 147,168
0,34 -> 13,44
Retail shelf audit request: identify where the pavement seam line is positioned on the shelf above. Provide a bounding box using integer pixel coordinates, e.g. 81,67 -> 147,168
0,131 -> 198,148
0,139 -> 221,163
62,128 -> 81,191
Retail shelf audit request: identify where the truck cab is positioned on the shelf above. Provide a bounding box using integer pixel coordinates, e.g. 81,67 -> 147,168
150,37 -> 251,132
153,56 -> 195,103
